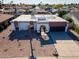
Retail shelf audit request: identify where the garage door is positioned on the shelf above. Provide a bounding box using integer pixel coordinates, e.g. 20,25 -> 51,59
49,22 -> 66,31
50,27 -> 65,31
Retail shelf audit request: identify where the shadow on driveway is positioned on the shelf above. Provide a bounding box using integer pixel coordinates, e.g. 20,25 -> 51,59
9,30 -> 54,45
50,31 -> 75,43
9,30 -> 39,41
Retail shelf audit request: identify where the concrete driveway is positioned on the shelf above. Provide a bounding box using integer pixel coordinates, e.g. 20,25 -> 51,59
55,39 -> 79,59
1,26 -> 79,59
50,32 -> 79,59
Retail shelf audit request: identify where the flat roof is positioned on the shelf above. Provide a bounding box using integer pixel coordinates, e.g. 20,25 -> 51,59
11,14 -> 68,23
0,14 -> 13,22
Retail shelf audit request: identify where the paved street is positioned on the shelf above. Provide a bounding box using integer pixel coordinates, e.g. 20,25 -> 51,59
69,7 -> 79,25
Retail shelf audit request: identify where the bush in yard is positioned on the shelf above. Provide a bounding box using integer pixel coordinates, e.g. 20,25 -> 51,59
70,23 -> 76,30
75,26 -> 79,34
4,21 -> 9,26
63,15 -> 72,22
25,9 -> 32,14
58,11 -> 67,17
0,25 -> 4,32
63,14 -> 75,29
67,18 -> 73,23
32,4 -> 36,8
2,22 -> 7,29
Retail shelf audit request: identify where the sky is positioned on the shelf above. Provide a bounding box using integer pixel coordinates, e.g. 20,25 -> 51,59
1,0 -> 79,4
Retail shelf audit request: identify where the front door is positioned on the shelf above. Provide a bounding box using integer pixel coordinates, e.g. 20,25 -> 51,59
40,25 -> 46,33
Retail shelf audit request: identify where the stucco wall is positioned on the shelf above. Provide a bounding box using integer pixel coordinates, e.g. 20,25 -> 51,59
11,22 -> 15,30
34,22 -> 37,30
19,22 -> 29,30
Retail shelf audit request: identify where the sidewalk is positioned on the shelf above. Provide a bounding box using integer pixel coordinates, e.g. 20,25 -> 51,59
69,12 -> 79,26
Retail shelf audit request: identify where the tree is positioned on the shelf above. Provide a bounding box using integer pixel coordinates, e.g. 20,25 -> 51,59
38,3 -> 41,7
0,1 -> 2,9
45,4 -> 49,6
38,1 -> 42,7
32,4 -> 36,8
75,26 -> 79,34
58,11 -> 67,17
53,4 -> 64,9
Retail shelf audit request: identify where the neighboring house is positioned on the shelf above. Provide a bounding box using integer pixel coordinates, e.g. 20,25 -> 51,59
60,6 -> 70,12
46,7 -> 52,12
52,9 -> 58,13
3,8 -> 14,14
13,6 -> 31,15
2,7 -> 26,15
11,15 -> 69,33
33,6 -> 48,14
1,4 -> 32,15
45,7 -> 58,13
14,8 -> 26,15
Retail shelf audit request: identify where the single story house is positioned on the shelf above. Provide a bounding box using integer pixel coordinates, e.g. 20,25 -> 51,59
11,15 -> 69,33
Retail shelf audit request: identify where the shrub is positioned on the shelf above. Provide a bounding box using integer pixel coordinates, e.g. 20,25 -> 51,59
63,14 -> 73,23
25,9 -> 32,14
58,11 -> 67,17
70,23 -> 76,30
67,18 -> 73,23
0,15 -> 18,32
0,25 -> 4,32
75,26 -> 79,34
4,21 -> 9,26
32,4 -> 36,8
2,21 -> 8,29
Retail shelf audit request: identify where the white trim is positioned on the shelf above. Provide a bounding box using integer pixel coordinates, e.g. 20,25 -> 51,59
65,23 -> 69,32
